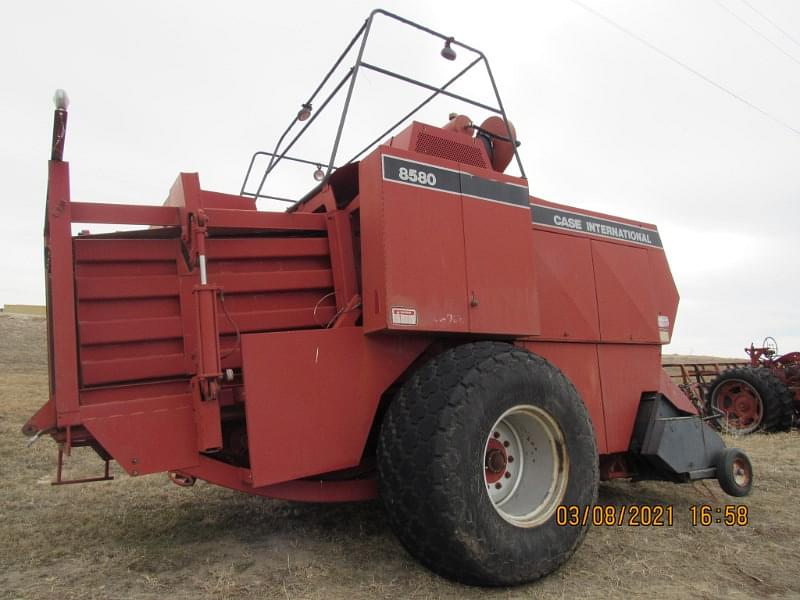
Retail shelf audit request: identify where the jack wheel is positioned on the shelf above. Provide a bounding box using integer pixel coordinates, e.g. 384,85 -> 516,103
716,447 -> 753,497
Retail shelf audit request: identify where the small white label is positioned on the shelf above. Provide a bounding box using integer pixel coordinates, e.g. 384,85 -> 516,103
657,315 -> 670,328
391,306 -> 418,326
659,330 -> 671,343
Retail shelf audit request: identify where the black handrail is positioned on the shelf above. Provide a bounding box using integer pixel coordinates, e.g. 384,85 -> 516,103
240,8 -> 525,202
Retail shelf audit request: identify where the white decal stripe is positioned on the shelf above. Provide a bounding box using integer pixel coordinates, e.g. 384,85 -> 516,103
529,203 -> 659,234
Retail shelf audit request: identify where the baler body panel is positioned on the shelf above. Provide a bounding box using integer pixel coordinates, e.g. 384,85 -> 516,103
529,231 -> 601,341
75,237 -> 188,386
523,341 -> 608,451
592,241 -> 660,343
82,384 -> 197,476
596,343 -> 663,452
525,197 -> 683,453
242,328 -> 429,487
360,146 -> 539,336
529,198 -> 678,345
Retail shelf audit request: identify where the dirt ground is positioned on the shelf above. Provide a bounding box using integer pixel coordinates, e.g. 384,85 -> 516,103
1,314 -> 798,599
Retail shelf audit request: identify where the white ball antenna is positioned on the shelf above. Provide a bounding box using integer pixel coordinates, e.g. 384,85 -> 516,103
53,89 -> 70,110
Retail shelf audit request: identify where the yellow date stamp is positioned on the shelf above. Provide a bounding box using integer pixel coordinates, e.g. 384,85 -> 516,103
556,504 -> 674,527
556,504 -> 750,527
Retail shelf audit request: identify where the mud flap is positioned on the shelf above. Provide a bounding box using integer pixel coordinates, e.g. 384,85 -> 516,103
631,395 -> 725,481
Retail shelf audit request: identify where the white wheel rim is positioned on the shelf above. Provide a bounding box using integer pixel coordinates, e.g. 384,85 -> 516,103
732,457 -> 751,487
483,404 -> 569,527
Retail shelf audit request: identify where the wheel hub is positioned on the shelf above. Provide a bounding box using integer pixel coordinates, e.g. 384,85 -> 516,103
484,440 -> 508,484
483,405 -> 569,528
713,379 -> 763,434
732,457 -> 751,487
734,396 -> 757,417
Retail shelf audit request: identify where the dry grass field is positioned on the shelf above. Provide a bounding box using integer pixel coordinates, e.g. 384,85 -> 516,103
1,314 -> 798,599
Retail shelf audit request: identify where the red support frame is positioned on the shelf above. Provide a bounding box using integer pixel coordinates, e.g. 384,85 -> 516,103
43,161 -> 81,429
326,210 -> 359,314
71,202 -> 179,226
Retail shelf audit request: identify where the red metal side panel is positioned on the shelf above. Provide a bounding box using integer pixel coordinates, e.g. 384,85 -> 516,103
461,166 -> 538,336
74,238 -> 187,386
380,149 -> 469,332
591,240 -> 659,343
361,146 -> 536,335
242,328 -> 429,487
203,237 -> 336,368
523,341 -> 607,453
647,248 -> 679,343
530,230 -> 600,340
597,344 -> 661,452
81,389 -> 198,475
74,235 -> 337,387
658,368 -> 697,414
182,455 -> 378,503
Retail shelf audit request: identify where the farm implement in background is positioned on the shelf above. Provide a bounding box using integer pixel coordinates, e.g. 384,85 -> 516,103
665,337 -> 799,435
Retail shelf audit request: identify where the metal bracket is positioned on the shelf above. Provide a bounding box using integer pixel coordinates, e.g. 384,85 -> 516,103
51,448 -> 114,486
26,429 -> 47,448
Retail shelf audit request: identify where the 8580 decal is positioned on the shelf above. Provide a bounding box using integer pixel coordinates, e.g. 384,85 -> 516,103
397,166 -> 437,187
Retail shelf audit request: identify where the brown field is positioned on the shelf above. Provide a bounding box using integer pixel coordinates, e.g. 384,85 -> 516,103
662,353 -> 744,364
1,304 -> 46,316
1,314 -> 798,599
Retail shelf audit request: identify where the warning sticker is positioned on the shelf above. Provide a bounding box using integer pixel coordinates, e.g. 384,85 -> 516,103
391,307 -> 418,326
658,315 -> 670,343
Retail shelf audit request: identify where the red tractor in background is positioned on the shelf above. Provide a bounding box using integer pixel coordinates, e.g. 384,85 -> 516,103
707,338 -> 799,434
25,10 -> 754,587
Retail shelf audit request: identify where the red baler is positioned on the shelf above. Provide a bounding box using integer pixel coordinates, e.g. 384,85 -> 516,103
25,10 -> 752,586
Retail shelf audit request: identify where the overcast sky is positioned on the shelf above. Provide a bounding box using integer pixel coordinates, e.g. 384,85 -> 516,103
2,0 -> 798,357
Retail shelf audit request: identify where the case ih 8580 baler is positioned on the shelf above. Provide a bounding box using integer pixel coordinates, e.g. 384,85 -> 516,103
26,10 -> 752,586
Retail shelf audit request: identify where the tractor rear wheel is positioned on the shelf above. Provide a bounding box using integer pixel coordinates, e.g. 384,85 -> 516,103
707,367 -> 793,434
377,342 -> 598,586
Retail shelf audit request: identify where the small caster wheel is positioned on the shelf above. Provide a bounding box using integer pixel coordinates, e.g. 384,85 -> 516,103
716,447 -> 753,497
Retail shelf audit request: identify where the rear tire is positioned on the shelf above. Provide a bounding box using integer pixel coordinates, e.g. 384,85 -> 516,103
377,342 -> 598,586
707,367 -> 793,434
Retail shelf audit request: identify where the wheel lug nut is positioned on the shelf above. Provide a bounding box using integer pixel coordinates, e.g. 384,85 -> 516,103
504,472 -> 511,479
495,482 -> 502,489
493,432 -> 500,439
507,456 -> 514,463
503,441 -> 510,447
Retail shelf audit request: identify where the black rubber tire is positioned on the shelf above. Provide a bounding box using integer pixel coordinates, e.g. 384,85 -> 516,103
716,447 -> 753,497
707,367 -> 794,434
377,342 -> 598,586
